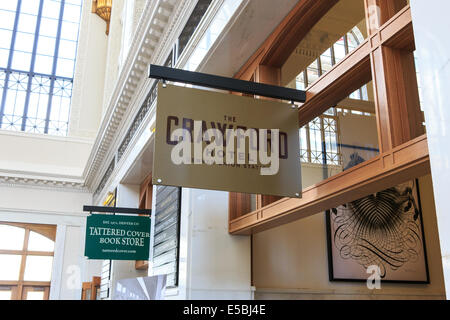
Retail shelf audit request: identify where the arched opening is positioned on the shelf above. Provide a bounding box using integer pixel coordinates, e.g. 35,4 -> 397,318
0,222 -> 56,300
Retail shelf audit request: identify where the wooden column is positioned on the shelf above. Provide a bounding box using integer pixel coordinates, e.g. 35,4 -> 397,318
255,65 -> 283,207
366,0 -> 423,152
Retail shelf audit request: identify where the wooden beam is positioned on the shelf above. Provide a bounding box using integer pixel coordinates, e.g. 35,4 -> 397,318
298,40 -> 372,127
298,6 -> 414,128
234,0 -> 338,78
261,0 -> 339,67
229,134 -> 430,234
367,4 -> 422,152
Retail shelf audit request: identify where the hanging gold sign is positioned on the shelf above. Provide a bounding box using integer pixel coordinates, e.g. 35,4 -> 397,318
153,83 -> 302,198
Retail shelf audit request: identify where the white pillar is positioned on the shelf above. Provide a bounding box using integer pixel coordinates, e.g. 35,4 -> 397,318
411,0 -> 450,299
109,183 -> 148,299
174,189 -> 252,300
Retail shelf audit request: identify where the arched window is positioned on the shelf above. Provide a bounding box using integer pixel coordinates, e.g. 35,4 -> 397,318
0,222 -> 56,300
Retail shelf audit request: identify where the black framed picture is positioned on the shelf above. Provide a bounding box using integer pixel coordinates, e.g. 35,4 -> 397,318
326,178 -> 430,283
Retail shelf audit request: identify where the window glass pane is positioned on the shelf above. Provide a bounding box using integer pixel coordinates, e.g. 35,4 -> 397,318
0,290 -> 12,300
26,290 -> 45,300
0,30 -> 12,50
28,232 -> 54,252
320,48 -> 333,74
17,13 -> 37,33
42,0 -> 61,19
20,0 -> 40,16
36,36 -> 56,56
60,21 -> 79,41
0,1 -> 18,12
295,72 -> 305,90
361,85 -> 368,101
23,256 -> 53,281
34,54 -> 53,74
62,3 -> 81,23
13,32 -> 34,53
0,49 -> 9,68
0,0 -> 82,137
0,254 -> 22,281
349,89 -> 361,100
0,9 -> 16,30
0,225 -> 25,250
347,32 -> 359,52
306,60 -> 319,86
4,75 -> 27,116
58,39 -> 76,59
333,38 -> 346,62
39,17 -> 58,37
56,58 -> 74,78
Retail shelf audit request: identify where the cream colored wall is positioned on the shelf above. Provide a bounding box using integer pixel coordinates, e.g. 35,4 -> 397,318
101,0 -> 125,117
252,109 -> 444,299
252,174 -> 445,299
0,131 -> 92,177
69,0 -> 109,139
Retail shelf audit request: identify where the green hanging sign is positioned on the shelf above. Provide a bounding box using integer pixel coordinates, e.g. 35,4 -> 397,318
84,214 -> 151,260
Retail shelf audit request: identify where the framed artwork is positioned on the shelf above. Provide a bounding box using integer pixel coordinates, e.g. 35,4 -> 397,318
326,112 -> 429,283
326,178 -> 430,283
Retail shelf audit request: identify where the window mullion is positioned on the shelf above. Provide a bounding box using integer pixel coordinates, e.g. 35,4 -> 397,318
0,0 -> 22,128
44,0 -> 66,134
343,34 -> 349,55
20,0 -> 45,131
330,45 -> 336,66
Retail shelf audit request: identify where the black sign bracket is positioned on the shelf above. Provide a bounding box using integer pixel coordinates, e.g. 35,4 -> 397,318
148,64 -> 306,103
83,206 -> 151,216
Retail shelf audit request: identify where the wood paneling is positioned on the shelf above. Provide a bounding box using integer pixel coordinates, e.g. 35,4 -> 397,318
228,1 -> 423,235
298,41 -> 372,127
261,0 -> 339,67
234,0 -> 339,79
230,135 -> 430,234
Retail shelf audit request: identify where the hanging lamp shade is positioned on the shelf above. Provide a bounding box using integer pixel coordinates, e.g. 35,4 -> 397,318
92,0 -> 112,35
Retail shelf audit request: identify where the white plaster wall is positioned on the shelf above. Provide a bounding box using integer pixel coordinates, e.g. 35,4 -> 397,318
0,185 -> 93,300
252,112 -> 445,299
164,188 -> 252,300
411,0 -> 450,300
109,183 -> 148,299
252,175 -> 445,300
69,0 -> 109,139
0,131 -> 92,177
101,0 -> 125,117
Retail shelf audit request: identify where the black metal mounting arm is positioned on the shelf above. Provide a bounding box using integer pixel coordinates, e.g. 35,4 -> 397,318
149,64 -> 306,103
83,205 -> 151,216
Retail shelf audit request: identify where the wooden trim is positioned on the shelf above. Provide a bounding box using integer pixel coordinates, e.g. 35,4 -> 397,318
0,250 -> 53,256
228,1 -> 421,234
0,222 -> 56,299
299,41 -> 372,127
2,222 -> 56,241
0,281 -> 51,286
298,6 -> 414,127
135,260 -> 149,270
234,0 -> 339,78
229,135 -> 430,234
260,0 -> 339,67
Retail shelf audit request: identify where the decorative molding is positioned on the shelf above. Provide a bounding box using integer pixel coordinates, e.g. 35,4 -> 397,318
84,0 -> 185,193
0,173 -> 88,192
0,206 -> 89,218
89,0 -> 201,201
